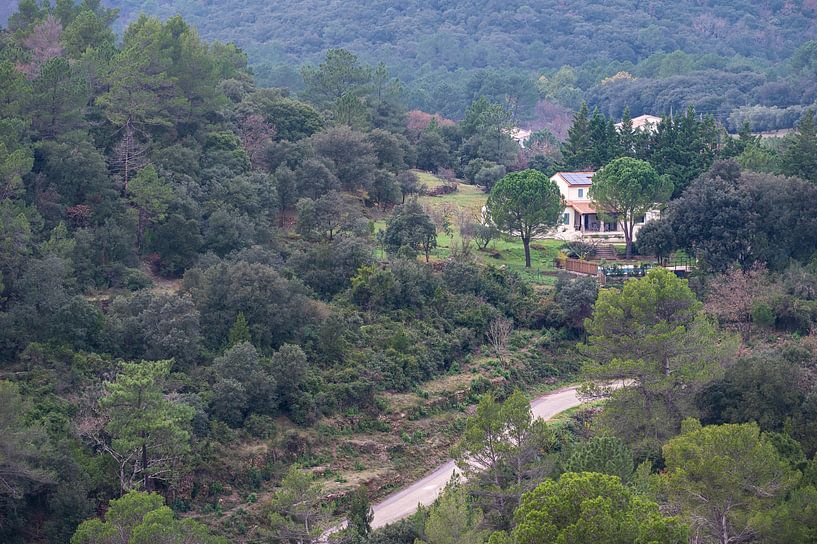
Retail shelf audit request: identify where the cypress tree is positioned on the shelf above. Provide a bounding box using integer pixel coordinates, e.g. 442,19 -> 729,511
588,107 -> 609,168
722,121 -> 758,159
781,109 -> 817,183
618,106 -> 636,156
648,107 -> 718,198
605,116 -> 622,162
349,485 -> 374,537
561,102 -> 591,169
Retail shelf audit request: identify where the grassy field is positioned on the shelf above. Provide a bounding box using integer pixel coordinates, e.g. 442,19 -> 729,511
414,171 -> 563,286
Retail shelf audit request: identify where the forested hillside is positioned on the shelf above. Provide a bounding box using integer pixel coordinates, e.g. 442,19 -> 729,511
9,0 -> 810,126
4,1 -> 817,543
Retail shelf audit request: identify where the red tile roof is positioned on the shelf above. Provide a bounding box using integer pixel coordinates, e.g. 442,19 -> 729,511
566,200 -> 597,214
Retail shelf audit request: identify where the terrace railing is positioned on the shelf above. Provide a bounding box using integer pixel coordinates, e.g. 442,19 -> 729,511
555,258 -> 600,275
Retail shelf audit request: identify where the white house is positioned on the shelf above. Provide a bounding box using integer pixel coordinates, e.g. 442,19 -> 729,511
550,171 -> 659,240
614,114 -> 662,133
507,127 -> 532,147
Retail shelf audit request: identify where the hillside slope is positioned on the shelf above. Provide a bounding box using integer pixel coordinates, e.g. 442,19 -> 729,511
98,0 -> 817,123
5,1 -> 817,124
96,0 -> 814,69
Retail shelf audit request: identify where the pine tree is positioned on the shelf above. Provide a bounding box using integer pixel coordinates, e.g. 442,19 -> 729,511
128,165 -> 173,251
267,465 -> 328,543
781,109 -> 817,183
722,121 -> 758,159
111,118 -> 150,194
95,361 -> 194,492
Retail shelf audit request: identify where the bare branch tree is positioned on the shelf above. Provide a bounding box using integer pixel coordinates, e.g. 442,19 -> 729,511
486,317 -> 513,362
239,113 -> 276,170
705,263 -> 781,341
110,118 -> 150,194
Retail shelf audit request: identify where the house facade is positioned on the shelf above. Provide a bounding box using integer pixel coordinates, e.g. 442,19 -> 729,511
550,171 -> 659,240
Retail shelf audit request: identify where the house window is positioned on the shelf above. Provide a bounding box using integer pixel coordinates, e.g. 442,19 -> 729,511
577,188 -> 584,198
562,213 -> 570,225
636,215 -> 646,224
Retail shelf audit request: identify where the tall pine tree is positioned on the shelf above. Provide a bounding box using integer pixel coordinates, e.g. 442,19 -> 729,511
781,109 -> 817,183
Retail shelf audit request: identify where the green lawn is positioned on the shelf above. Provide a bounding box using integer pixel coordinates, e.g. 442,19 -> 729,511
416,171 -> 487,218
376,171 -> 564,286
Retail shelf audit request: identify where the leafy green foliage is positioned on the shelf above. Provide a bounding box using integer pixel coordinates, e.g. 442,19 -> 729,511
0,381 -> 54,505
300,48 -> 372,109
553,273 -> 598,332
666,166 -> 817,272
97,360 -> 194,492
418,482 -> 486,544
71,490 -> 227,544
662,420 -> 799,544
266,465 -> 328,543
210,342 -> 279,426
487,170 -> 562,267
3,3 -> 817,542
227,311 -> 251,346
647,108 -> 720,197
633,219 -> 676,265
95,0 -> 817,120
185,260 -> 316,352
348,485 -> 374,538
382,199 -> 437,262
752,485 -> 817,544
583,268 -> 729,457
454,391 -> 557,529
510,471 -> 687,544
562,436 -> 634,483
697,355 -> 817,456
780,109 -> 817,183
590,157 -> 671,258
105,291 -> 201,366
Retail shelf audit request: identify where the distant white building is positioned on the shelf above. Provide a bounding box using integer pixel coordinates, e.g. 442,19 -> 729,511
614,114 -> 662,133
507,127 -> 533,147
550,171 -> 659,240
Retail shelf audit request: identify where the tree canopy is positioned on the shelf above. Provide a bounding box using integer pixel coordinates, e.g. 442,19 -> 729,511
510,471 -> 687,544
487,170 -> 562,267
590,157 -> 672,258
2,2 -> 817,543
71,491 -> 226,544
662,420 -> 799,544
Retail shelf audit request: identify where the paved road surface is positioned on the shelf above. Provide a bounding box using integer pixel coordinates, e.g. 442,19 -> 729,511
370,384 -> 593,529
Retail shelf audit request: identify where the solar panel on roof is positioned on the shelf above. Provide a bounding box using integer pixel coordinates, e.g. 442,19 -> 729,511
561,173 -> 593,185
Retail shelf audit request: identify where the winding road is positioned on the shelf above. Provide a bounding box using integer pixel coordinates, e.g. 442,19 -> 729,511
369,384 -> 600,528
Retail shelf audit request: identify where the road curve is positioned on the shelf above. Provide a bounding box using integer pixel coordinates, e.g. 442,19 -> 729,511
370,384 -> 592,529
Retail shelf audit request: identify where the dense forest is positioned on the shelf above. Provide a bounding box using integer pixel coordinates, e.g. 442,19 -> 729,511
6,0 -> 815,128
3,0 -> 817,543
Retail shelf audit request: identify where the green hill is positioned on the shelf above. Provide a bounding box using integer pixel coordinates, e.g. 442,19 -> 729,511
90,0 -> 817,125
